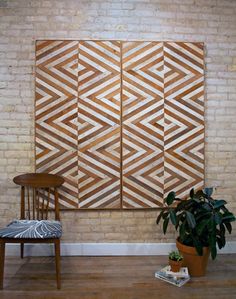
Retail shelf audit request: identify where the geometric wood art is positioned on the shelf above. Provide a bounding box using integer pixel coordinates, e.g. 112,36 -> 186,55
122,42 -> 164,208
78,41 -> 121,209
35,40 -> 205,209
35,40 -> 79,209
163,42 -> 204,199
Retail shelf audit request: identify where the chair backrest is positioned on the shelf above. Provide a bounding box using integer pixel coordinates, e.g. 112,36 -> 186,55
13,173 -> 64,221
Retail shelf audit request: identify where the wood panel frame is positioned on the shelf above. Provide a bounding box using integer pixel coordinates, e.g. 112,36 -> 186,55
35,40 -> 205,210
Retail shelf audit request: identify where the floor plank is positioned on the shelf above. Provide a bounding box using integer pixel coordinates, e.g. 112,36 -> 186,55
0,255 -> 235,299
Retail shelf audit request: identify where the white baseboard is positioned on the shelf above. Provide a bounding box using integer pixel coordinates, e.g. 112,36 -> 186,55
5,242 -> 236,257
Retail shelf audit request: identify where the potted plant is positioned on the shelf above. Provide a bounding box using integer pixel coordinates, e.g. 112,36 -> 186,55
168,250 -> 183,272
156,188 -> 235,276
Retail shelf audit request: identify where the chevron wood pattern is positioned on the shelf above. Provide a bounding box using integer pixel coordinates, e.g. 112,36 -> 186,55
35,40 -> 79,209
163,42 -> 205,199
78,41 -> 121,209
122,42 -> 165,208
35,40 -> 205,210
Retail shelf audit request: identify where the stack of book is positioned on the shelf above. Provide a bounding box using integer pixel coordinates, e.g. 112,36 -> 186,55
155,266 -> 190,287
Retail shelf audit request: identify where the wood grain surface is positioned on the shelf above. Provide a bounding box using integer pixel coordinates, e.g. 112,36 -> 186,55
35,40 -> 205,209
78,41 -> 121,209
163,42 -> 204,199
0,255 -> 235,299
122,42 -> 164,208
35,40 -> 79,209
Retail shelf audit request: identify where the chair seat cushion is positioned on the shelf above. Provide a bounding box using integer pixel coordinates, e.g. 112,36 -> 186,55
0,220 -> 62,239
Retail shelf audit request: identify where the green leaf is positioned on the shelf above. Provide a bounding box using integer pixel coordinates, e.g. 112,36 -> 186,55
162,211 -> 170,219
210,244 -> 217,260
174,197 -> 182,202
221,235 -> 226,248
192,197 -> 201,203
207,216 -> 215,231
166,191 -> 176,206
213,200 -> 227,209
175,200 -> 188,211
179,222 -> 186,242
204,187 -> 213,198
184,200 -> 195,211
169,209 -> 177,226
210,234 -> 217,260
216,237 -> 223,249
175,211 -> 185,230
222,212 -> 236,222
195,190 -> 204,199
220,206 -> 229,213
190,188 -> 194,198
192,236 -> 203,256
208,217 -> 217,259
216,235 -> 225,249
195,211 -> 211,222
156,210 -> 164,225
202,203 -> 212,211
225,222 -> 232,234
196,219 -> 209,235
163,217 -> 169,234
214,212 -> 222,225
186,211 -> 196,229
219,223 -> 225,236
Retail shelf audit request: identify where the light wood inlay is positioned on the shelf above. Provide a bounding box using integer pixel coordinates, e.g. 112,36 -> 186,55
122,42 -> 164,208
163,42 -> 205,199
78,41 -> 121,209
35,40 -> 79,209
35,40 -> 205,209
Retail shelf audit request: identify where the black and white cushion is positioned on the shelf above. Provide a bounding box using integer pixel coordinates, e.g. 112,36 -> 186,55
0,220 -> 62,239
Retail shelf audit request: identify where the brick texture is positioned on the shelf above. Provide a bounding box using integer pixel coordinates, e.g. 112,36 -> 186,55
0,0 -> 236,243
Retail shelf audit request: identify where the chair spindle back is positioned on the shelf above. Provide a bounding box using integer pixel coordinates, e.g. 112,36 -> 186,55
13,173 -> 64,221
21,186 -> 56,220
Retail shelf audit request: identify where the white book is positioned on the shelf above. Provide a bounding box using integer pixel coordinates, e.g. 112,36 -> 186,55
164,265 -> 189,278
155,266 -> 190,287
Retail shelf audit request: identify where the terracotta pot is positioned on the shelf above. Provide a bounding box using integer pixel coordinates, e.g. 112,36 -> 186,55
176,238 -> 210,277
169,259 -> 183,272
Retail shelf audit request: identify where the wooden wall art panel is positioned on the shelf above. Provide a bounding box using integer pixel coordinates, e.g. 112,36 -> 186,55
122,42 -> 164,208
163,42 -> 205,199
35,40 -> 205,210
35,40 -> 79,209
78,41 -> 121,209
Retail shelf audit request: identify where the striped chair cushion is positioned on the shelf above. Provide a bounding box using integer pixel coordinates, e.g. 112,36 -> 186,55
0,220 -> 62,239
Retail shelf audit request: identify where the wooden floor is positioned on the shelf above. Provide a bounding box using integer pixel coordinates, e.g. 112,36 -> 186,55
0,255 -> 235,299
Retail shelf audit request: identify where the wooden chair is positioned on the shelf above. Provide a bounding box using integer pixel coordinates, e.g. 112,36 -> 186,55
0,173 -> 64,289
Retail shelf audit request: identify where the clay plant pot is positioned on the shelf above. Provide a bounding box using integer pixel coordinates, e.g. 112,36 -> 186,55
169,259 -> 183,273
176,238 -> 210,277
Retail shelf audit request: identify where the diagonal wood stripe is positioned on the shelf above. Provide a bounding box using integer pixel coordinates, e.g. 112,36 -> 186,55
35,40 -> 205,210
164,42 -> 204,200
122,41 -> 164,208
78,41 -> 121,209
35,40 -> 79,209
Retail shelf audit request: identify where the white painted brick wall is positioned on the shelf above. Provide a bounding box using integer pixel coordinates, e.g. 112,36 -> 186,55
0,0 -> 236,242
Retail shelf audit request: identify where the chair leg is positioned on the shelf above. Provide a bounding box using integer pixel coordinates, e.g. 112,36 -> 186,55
54,239 -> 61,289
20,243 -> 24,259
0,241 -> 5,290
